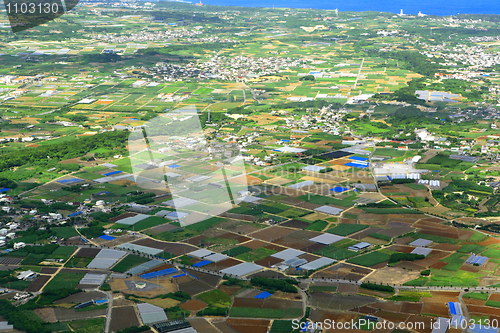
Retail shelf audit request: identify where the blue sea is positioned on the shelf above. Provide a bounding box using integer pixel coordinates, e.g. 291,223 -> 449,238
198,0 -> 498,16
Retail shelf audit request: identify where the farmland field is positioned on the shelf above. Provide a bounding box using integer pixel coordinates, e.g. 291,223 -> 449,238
327,224 -> 368,236
347,251 -> 391,267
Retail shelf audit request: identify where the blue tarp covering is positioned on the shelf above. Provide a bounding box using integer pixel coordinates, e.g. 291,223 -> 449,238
95,299 -> 107,304
330,186 -> 349,193
172,273 -> 186,278
449,301 -> 456,315
68,211 -> 82,217
192,260 -> 211,268
349,156 -> 368,161
103,170 -> 122,176
468,326 -> 500,333
345,162 -> 368,169
168,164 -> 181,169
140,267 -> 177,279
0,188 -> 9,193
99,235 -> 116,241
57,178 -> 82,184
387,176 -> 392,180
181,269 -> 198,279
254,291 -> 272,299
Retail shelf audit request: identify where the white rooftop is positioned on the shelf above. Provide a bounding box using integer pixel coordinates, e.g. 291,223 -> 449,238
309,233 -> 344,245
220,262 -> 263,277
299,257 -> 336,271
411,247 -> 432,257
302,165 -> 326,172
314,206 -> 344,215
189,249 -> 214,259
409,238 -> 433,247
162,197 -> 200,208
271,248 -> 305,260
205,253 -> 229,263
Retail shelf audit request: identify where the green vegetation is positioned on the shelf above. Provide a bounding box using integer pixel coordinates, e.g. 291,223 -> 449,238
0,300 -> 49,333
463,292 -> 489,300
165,306 -> 190,320
250,277 -> 297,293
360,282 -> 395,293
222,246 -> 252,257
161,291 -> 191,302
485,300 -> 500,308
67,318 -> 106,333
305,220 -> 328,231
44,271 -> 86,291
270,320 -> 294,333
196,289 -> 231,307
327,224 -> 368,236
458,244 -> 486,253
197,307 -> 229,317
236,247 -> 276,262
388,253 -> 425,264
369,233 -> 392,241
111,255 -> 149,273
347,251 -> 391,267
386,295 -> 420,302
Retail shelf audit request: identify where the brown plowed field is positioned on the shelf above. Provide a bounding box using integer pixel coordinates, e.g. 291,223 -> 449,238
430,262 -> 448,269
74,248 -> 100,258
204,258 -> 241,271
464,298 -> 485,306
255,256 -> 282,267
479,237 -> 500,246
187,318 -> 220,333
26,275 -> 51,292
180,299 -> 207,311
250,226 -> 296,242
469,305 -> 500,316
373,310 -> 408,323
370,301 -> 401,312
109,306 -> 139,332
280,219 -> 311,229
178,280 -> 212,296
40,267 -> 58,274
400,302 -> 423,314
406,315 -> 434,333
241,240 -> 268,249
227,319 -> 270,333
109,213 -> 137,222
387,245 -> 415,253
421,303 -> 450,317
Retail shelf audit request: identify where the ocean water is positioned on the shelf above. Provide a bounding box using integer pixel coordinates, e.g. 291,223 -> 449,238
199,0 -> 497,16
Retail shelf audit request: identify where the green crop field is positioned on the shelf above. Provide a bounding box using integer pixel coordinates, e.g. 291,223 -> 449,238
347,251 -> 391,267
270,320 -> 294,333
44,271 -> 86,291
305,220 -> 328,231
463,292 -> 489,300
196,289 -> 231,307
327,224 -> 368,236
236,248 -> 277,262
482,249 -> 500,259
223,246 -> 252,257
111,255 -> 149,273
